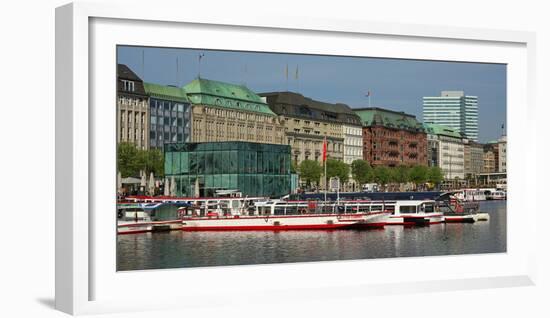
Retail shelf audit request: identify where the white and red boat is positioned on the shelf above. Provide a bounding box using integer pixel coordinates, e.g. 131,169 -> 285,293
377,200 -> 445,226
117,203 -> 185,234
121,194 -> 445,231
176,199 -> 392,231
437,193 -> 480,223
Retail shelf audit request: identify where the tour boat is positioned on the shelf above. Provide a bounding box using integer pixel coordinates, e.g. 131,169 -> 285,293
375,200 -> 445,226
486,191 -> 506,200
453,189 -> 486,201
117,203 -> 185,234
175,199 -> 392,231
117,204 -> 154,234
437,193 -> 479,223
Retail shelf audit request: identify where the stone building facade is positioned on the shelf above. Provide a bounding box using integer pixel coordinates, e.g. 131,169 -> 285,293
424,123 -> 464,180
483,149 -> 496,173
117,64 -> 149,149
183,79 -> 285,145
260,92 -> 359,165
498,135 -> 507,173
342,124 -> 363,165
463,140 -> 484,178
354,108 -> 428,167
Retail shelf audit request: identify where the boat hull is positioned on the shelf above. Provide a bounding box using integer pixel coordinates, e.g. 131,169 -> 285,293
180,214 -> 364,231
385,214 -> 445,226
117,220 -> 182,234
444,214 -> 476,223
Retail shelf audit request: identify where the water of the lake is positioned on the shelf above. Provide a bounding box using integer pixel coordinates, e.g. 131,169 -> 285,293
117,200 -> 506,271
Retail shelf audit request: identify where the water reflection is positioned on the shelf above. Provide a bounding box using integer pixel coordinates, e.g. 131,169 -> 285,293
117,201 -> 506,271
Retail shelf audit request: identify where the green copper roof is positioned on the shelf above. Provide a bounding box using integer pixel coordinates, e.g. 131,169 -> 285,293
183,78 -> 276,116
143,82 -> 189,103
353,107 -> 424,131
423,123 -> 462,138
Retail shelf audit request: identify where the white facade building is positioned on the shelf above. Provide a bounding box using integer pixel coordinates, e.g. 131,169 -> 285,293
342,124 -> 363,164
423,91 -> 479,142
424,123 -> 465,180
498,135 -> 507,172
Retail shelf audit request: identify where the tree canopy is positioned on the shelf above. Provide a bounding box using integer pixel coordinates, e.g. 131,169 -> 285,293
427,166 -> 444,185
117,142 -> 164,178
325,159 -> 350,184
373,165 -> 392,187
298,160 -> 322,187
351,159 -> 373,185
408,165 -> 429,186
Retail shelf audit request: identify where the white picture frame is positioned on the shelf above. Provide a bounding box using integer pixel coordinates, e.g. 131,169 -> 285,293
55,2 -> 537,315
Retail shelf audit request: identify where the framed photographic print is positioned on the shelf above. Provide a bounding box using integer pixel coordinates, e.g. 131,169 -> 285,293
56,2 -> 537,315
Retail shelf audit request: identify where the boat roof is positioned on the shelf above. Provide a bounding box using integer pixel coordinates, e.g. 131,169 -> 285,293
125,195 -> 267,201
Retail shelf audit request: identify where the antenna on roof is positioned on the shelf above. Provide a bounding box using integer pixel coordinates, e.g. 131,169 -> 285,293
176,56 -> 179,86
295,65 -> 299,93
141,49 -> 145,79
198,53 -> 205,79
242,63 -> 248,86
365,91 -> 371,107
285,63 -> 289,92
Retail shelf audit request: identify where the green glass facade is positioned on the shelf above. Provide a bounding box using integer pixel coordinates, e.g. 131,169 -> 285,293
164,142 -> 291,198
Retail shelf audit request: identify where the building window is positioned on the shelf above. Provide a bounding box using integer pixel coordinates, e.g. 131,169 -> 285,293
122,80 -> 135,92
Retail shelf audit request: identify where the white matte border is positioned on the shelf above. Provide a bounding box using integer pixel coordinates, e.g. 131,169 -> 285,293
56,2 -> 537,315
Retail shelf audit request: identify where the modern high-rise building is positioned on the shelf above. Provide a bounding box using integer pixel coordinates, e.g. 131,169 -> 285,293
423,91 -> 478,141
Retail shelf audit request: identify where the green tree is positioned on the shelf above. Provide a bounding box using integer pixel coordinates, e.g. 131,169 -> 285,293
409,165 -> 429,188
427,166 -> 444,186
326,159 -> 350,184
117,142 -> 141,177
373,166 -> 391,189
138,148 -> 164,177
351,159 -> 373,185
290,161 -> 298,174
298,160 -> 322,188
117,143 -> 165,178
392,165 -> 410,184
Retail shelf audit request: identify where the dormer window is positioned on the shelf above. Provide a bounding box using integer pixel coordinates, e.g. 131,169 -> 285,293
122,80 -> 135,92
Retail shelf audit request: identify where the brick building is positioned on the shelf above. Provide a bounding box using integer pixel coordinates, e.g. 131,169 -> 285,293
354,107 -> 427,167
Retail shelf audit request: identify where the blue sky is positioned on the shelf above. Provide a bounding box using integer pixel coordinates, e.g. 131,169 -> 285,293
118,46 -> 506,143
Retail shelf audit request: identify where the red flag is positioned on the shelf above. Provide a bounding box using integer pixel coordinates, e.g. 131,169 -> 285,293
322,136 -> 327,162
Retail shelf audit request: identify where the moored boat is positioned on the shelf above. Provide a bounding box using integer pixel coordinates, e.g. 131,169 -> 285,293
117,203 -> 186,234
436,193 -> 480,223
381,200 -> 445,226
176,199 -> 391,231
486,190 -> 506,200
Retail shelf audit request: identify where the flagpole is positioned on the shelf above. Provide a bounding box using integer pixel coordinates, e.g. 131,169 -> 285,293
323,136 -> 327,202
324,157 -> 327,202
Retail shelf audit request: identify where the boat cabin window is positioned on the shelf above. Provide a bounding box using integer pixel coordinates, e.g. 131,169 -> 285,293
257,206 -> 269,216
274,205 -> 285,215
385,205 -> 395,215
422,203 -> 434,213
283,205 -> 295,215
370,205 -> 383,212
120,209 -> 148,221
400,206 -> 417,214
